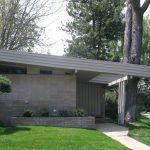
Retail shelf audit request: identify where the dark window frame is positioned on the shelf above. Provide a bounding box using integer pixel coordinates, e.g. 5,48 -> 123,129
0,65 -> 27,74
40,70 -> 52,75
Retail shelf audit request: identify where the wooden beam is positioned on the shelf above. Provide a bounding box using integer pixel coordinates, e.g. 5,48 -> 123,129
108,76 -> 129,86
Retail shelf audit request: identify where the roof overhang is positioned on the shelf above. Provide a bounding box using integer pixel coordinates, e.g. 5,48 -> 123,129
0,49 -> 150,84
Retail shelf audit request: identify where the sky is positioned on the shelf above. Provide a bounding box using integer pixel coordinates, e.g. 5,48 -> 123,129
34,1 -> 71,55
35,0 -> 150,56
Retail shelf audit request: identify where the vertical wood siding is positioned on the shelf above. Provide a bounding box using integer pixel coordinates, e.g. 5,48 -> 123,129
77,82 -> 105,117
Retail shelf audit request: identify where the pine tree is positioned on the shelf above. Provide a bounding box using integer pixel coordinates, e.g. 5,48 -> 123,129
64,0 -> 124,61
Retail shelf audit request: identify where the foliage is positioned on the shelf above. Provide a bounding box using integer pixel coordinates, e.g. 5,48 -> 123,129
138,92 -> 150,112
0,75 -> 11,93
0,121 -> 4,127
36,108 -> 50,117
141,16 -> 150,65
23,109 -> 33,117
0,0 -> 53,51
59,109 -> 73,117
128,119 -> 150,146
59,108 -> 87,117
105,88 -> 118,121
22,108 -> 88,117
0,126 -> 129,150
142,92 -> 150,112
64,0 -> 124,61
74,108 -> 87,117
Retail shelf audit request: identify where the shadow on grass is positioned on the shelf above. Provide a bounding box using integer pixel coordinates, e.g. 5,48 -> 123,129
138,119 -> 150,126
128,119 -> 150,130
0,126 -> 31,135
128,123 -> 150,131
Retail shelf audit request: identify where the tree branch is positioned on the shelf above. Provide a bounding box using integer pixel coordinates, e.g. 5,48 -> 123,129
141,0 -> 150,14
129,0 -> 141,13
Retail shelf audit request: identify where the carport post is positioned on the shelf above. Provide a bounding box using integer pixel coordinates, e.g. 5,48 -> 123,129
118,81 -> 126,125
108,76 -> 129,125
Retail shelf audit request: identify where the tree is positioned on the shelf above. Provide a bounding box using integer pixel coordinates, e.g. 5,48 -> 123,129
64,0 -> 124,61
0,75 -> 11,94
123,0 -> 149,123
0,0 -> 53,51
141,16 -> 150,65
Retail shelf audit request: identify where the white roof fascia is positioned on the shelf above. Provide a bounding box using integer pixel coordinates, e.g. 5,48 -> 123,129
108,76 -> 129,86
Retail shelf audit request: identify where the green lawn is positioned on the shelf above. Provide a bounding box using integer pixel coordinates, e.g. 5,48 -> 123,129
128,118 -> 150,146
0,126 -> 128,150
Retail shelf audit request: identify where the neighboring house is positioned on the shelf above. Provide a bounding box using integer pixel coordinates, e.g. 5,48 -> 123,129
0,50 -> 150,124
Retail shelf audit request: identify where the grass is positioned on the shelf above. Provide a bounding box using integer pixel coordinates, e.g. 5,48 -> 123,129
0,126 -> 129,150
128,118 -> 150,146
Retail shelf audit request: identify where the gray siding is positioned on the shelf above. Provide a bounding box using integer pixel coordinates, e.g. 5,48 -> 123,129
0,75 -> 76,123
77,82 -> 105,117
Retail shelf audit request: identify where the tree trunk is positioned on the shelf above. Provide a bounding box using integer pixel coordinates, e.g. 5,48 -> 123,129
123,0 -> 149,124
125,78 -> 138,123
123,1 -> 132,63
131,11 -> 143,64
123,0 -> 150,124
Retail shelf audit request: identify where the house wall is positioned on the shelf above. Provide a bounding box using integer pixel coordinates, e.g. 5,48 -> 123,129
0,74 -> 76,123
27,66 -> 40,74
76,82 -> 105,117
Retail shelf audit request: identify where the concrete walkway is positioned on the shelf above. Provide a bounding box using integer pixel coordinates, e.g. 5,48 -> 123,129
95,123 -> 150,150
142,114 -> 150,119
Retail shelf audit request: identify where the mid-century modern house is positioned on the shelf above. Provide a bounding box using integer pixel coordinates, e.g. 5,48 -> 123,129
0,50 -> 150,125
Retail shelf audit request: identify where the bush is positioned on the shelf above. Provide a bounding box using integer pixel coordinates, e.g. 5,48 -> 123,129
0,121 -> 5,127
23,109 -> 33,117
74,108 -> 87,117
40,111 -> 49,117
59,109 -> 73,117
137,92 -> 150,114
58,108 -> 87,117
37,108 -> 49,117
105,89 -> 118,121
143,92 -> 150,112
0,75 -> 11,93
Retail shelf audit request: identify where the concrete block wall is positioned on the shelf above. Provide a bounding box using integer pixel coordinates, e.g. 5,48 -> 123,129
11,117 -> 95,128
0,74 -> 76,123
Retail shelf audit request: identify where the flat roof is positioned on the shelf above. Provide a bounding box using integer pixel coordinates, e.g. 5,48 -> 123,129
0,50 -> 150,84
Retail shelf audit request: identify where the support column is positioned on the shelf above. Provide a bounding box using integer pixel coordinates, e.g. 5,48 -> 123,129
118,81 -> 126,125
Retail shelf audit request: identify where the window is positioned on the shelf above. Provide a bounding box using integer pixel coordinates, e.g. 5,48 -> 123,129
0,65 -> 27,74
40,70 -> 52,74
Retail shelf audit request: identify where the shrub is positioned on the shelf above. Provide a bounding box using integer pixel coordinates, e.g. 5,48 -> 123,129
142,92 -> 150,112
136,92 -> 150,117
37,108 -> 49,117
74,108 -> 87,117
59,109 -> 73,117
23,109 -> 33,117
40,111 -> 49,117
105,88 -> 118,121
0,121 -> 5,127
0,75 -> 11,93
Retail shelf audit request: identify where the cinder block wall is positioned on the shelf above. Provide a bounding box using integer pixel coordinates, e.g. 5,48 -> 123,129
0,75 -> 76,123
